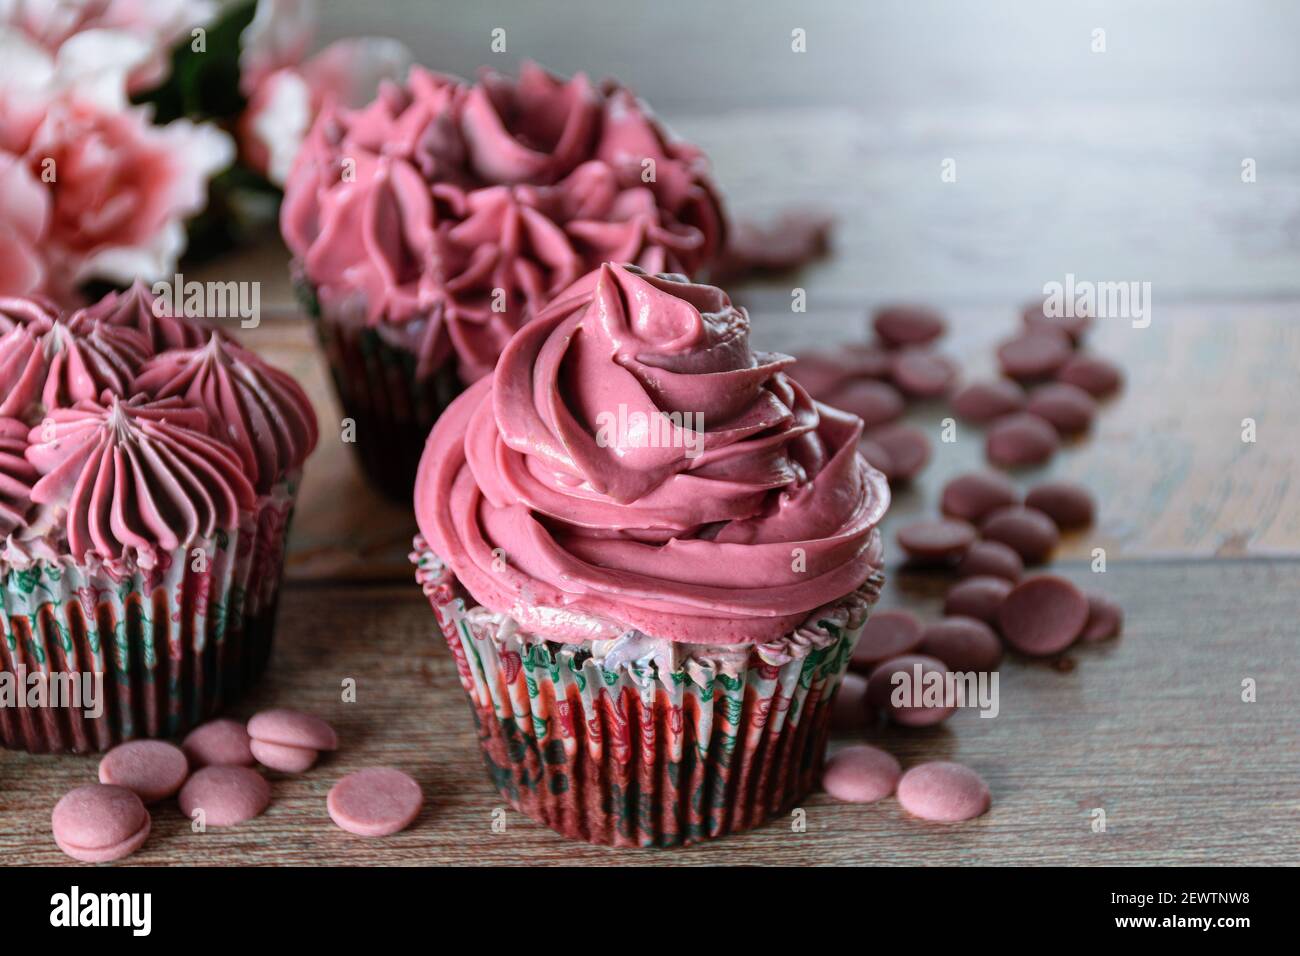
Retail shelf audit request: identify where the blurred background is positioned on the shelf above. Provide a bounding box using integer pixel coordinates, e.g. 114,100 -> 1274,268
318,0 -> 1300,304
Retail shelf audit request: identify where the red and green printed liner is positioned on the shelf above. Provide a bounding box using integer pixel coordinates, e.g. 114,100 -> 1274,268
0,481 -> 300,754
412,536 -> 881,848
296,280 -> 462,503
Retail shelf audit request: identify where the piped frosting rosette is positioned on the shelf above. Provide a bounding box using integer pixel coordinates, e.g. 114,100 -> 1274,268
0,288 -> 317,753
411,264 -> 888,846
282,62 -> 726,386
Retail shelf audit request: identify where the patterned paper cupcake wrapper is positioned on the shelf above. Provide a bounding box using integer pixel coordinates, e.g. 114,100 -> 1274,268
297,279 -> 462,502
0,480 -> 301,754
412,536 -> 882,848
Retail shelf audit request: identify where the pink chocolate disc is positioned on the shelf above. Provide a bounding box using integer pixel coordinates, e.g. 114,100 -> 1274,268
1057,353 -> 1123,397
98,740 -> 189,804
1025,382 -> 1097,435
897,761 -> 991,822
997,328 -> 1073,382
822,745 -> 902,803
920,617 -> 1004,672
863,424 -> 931,482
866,654 -> 955,727
944,575 -> 1013,625
997,575 -> 1089,656
850,610 -> 924,672
247,708 -> 338,751
1022,300 -> 1092,343
858,439 -> 897,479
955,540 -> 1023,582
891,349 -> 957,399
951,379 -> 1026,423
986,412 -> 1060,468
52,784 -> 151,863
251,738 -> 319,773
981,505 -> 1060,565
896,518 -> 977,564
1025,481 -> 1096,530
179,766 -> 271,827
941,471 -> 1020,523
182,718 -> 254,768
823,379 -> 906,429
1081,592 -> 1124,642
327,768 -> 424,837
872,305 -> 946,347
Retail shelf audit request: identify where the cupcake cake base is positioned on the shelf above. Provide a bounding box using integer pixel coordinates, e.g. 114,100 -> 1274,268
413,537 -> 883,847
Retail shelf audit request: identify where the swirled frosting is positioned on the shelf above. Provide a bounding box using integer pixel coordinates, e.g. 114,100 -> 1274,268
26,395 -> 256,568
0,418 -> 36,536
282,62 -> 726,385
134,335 -> 319,493
414,264 -> 889,645
73,280 -> 217,352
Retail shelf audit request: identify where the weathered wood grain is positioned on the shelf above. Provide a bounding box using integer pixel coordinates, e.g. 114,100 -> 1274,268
2,561 -> 1295,866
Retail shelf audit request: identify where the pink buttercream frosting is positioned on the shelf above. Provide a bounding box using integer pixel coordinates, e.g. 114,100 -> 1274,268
414,264 -> 889,645
0,288 -> 317,567
281,62 -> 726,385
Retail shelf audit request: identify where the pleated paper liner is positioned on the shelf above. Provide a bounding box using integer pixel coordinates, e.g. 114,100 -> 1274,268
297,280 -> 462,503
0,480 -> 300,754
412,536 -> 882,847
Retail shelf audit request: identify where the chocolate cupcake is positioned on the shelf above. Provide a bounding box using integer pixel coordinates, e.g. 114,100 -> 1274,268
0,286 -> 316,753
282,62 -> 726,501
412,264 -> 888,846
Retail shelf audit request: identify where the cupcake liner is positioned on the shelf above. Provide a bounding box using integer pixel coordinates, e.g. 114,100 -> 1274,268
412,536 -> 882,847
0,481 -> 300,754
298,280 -> 462,502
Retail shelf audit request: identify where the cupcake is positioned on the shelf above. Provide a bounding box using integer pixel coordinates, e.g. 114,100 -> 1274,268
282,62 -> 726,501
411,263 -> 889,846
0,286 -> 317,753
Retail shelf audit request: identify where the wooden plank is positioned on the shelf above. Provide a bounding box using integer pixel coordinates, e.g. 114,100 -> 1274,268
2,559 -> 1295,866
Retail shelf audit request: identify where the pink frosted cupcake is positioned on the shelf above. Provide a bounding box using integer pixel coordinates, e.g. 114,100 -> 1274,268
412,264 -> 888,846
0,285 -> 317,753
282,62 -> 726,500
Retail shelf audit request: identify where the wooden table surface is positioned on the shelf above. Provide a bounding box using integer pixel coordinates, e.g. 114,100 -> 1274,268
4,16 -> 1300,864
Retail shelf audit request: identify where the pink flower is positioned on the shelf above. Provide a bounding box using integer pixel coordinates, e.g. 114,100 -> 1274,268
0,150 -> 50,296
1,0 -> 217,93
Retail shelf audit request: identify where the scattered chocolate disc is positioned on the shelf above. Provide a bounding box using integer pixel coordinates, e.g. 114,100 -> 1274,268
891,350 -> 957,399
980,505 -> 1060,565
1025,382 -> 1097,435
951,379 -> 1026,423
997,575 -> 1089,656
328,768 -> 424,837
790,352 -> 854,399
850,610 -> 925,672
182,718 -> 255,768
247,709 -> 338,751
941,471 -> 1020,523
1022,300 -> 1092,343
823,379 -> 905,429
896,518 -> 977,564
1057,353 -> 1123,397
954,540 -> 1023,582
872,305 -> 946,347
723,211 -> 832,275
1080,592 -> 1124,642
1025,481 -> 1095,530
98,740 -> 189,804
831,672 -> 873,732
179,766 -> 272,827
943,576 -> 1013,625
986,412 -> 1059,468
822,745 -> 902,803
52,784 -> 151,863
863,424 -> 931,482
896,761 -> 991,822
841,344 -> 895,379
866,655 -> 955,727
858,439 -> 896,479
251,739 -> 319,773
997,328 -> 1073,382
920,617 -> 1004,672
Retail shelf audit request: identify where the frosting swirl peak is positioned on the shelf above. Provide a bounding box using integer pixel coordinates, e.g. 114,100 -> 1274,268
415,264 -> 888,645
